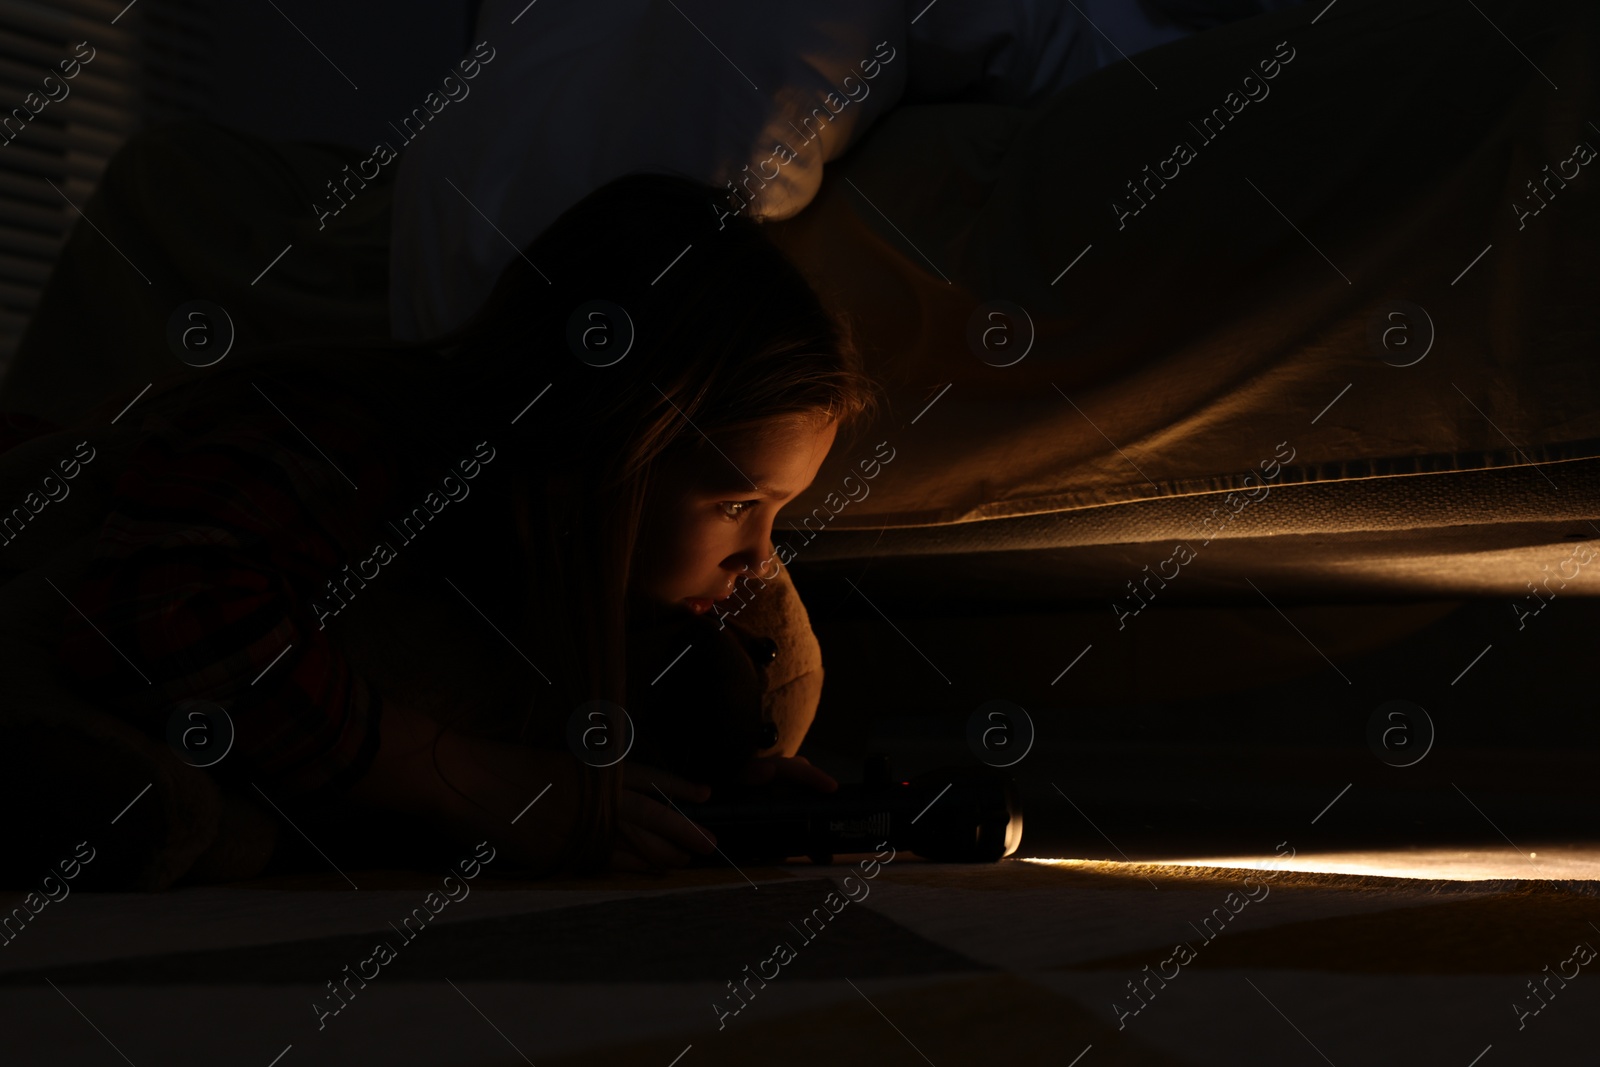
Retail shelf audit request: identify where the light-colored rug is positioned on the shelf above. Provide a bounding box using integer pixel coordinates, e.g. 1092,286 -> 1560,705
2,854 -> 1594,1065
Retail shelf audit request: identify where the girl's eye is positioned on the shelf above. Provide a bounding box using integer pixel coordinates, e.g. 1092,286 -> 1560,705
718,500 -> 758,521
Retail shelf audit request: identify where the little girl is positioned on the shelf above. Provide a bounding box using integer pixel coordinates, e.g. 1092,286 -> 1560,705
30,172 -> 882,880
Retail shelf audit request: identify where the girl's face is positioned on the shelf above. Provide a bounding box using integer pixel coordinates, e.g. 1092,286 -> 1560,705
631,415 -> 838,615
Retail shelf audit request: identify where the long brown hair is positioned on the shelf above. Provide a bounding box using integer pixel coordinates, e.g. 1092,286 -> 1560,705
83,171 -> 881,873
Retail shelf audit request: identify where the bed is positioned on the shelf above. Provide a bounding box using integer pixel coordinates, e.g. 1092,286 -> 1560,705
11,0 -> 1592,611
754,0 -> 1600,615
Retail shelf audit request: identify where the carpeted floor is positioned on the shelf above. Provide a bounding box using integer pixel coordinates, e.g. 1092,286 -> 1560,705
3,853 -> 1597,1066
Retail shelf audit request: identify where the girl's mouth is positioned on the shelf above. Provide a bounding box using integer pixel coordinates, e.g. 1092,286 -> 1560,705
683,596 -> 730,615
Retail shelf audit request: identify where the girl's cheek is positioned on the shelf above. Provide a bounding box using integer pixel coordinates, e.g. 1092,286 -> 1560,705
650,510 -> 710,579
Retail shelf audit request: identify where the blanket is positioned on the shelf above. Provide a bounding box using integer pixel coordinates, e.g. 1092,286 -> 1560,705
0,116 -> 824,886
760,0 -> 1600,531
0,407 -> 824,890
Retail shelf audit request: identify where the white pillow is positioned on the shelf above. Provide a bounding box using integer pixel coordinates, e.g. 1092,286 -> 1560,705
388,0 -> 908,342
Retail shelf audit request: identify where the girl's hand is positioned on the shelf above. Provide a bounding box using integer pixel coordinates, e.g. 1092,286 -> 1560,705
612,761 -> 720,872
737,754 -> 838,792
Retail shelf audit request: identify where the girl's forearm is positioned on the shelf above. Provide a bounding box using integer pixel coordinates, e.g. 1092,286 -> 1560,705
347,692 -> 469,820
348,693 -> 587,866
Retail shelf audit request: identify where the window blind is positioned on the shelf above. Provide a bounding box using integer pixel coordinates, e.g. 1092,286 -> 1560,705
0,0 -> 210,375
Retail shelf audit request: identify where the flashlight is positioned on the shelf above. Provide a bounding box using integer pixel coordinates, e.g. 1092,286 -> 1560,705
681,755 -> 1022,864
